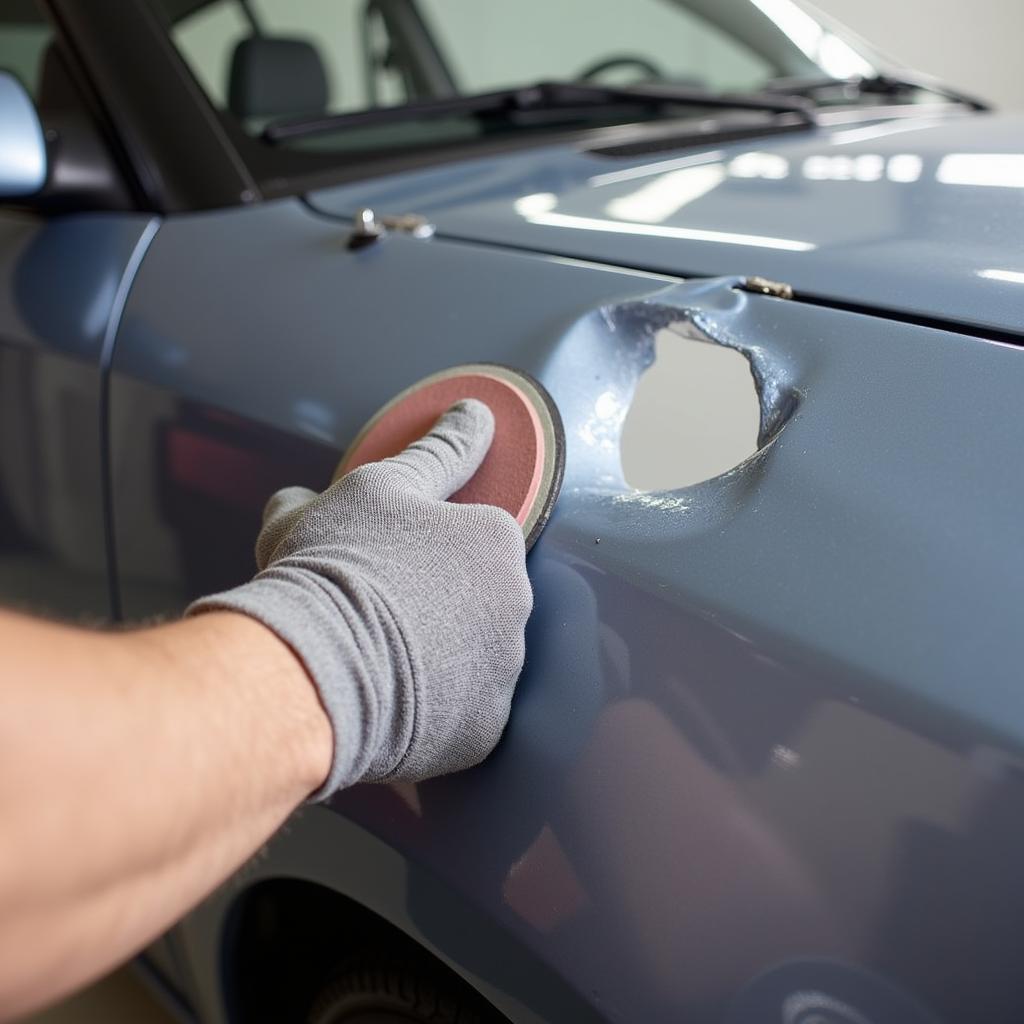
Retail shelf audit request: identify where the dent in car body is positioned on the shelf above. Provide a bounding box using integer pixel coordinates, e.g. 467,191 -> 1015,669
110,195 -> 1024,1022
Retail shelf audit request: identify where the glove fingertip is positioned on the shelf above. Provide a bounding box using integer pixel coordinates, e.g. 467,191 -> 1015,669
262,486 -> 317,526
379,398 -> 496,501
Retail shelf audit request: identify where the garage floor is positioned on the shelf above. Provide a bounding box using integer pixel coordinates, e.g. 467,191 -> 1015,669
26,969 -> 174,1024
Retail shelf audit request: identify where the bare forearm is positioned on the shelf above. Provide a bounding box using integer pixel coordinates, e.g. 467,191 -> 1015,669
0,401 -> 529,1018
0,610 -> 331,1018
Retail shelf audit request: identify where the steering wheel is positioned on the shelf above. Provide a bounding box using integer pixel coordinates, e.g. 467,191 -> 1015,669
577,54 -> 664,83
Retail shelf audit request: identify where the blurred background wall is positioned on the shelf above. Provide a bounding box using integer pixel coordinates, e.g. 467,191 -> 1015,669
812,0 -> 1024,110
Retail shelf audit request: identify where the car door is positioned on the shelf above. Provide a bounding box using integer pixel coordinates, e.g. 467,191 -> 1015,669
0,3 -> 155,619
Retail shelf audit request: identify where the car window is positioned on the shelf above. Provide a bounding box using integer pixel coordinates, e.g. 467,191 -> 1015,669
0,2 -> 53,98
171,0 -> 248,108
168,0 -> 812,121
172,0 -> 408,117
417,0 -> 771,94
157,0 -> 878,162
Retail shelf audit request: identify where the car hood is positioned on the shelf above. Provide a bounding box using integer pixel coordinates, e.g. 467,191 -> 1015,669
309,111 -> 1024,338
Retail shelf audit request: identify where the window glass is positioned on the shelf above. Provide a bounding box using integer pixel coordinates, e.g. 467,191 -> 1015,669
418,0 -> 770,94
252,0 -> 404,111
172,0 -> 249,107
164,0 -> 883,127
172,0 -> 401,119
0,3 -> 53,98
171,0 -> 775,120
157,0 -> 879,163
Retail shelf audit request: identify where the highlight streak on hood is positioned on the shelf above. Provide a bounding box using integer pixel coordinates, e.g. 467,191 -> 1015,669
309,111 -> 1024,338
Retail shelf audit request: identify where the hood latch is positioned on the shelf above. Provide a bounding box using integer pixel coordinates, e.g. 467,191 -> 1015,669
347,208 -> 436,250
738,275 -> 794,300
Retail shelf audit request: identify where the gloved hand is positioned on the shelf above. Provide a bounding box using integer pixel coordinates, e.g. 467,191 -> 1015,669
188,399 -> 532,800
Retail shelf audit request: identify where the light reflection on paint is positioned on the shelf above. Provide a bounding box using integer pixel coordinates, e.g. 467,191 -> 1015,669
886,154 -> 923,182
595,390 -> 621,420
828,119 -> 944,146
592,149 -> 924,192
771,745 -> 802,770
604,164 -> 725,223
611,490 -> 692,513
937,153 -> 1024,188
728,151 -> 789,180
803,153 -> 884,182
293,398 -> 336,442
513,194 -> 816,252
978,268 -> 1024,285
579,388 -> 627,454
729,151 -> 921,184
82,272 -> 120,339
587,149 -> 724,188
514,191 -> 558,217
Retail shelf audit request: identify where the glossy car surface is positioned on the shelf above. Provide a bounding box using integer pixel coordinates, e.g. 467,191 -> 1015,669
2,2 -> 1024,1022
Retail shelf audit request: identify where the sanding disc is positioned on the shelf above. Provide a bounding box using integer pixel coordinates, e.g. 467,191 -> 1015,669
335,363 -> 565,550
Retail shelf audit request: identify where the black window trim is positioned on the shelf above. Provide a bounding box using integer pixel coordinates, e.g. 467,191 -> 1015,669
43,0 -> 259,213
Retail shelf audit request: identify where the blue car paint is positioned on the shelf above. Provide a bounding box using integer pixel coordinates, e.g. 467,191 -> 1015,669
308,111 -> 1024,337
0,211 -> 156,617
109,195 -> 1024,1022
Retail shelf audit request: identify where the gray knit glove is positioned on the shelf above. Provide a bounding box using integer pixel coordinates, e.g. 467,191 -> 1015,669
187,399 -> 532,800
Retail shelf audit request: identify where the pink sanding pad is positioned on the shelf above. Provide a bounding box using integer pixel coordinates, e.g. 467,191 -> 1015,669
335,364 -> 564,549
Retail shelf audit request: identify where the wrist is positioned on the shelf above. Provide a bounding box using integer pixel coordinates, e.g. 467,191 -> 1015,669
220,613 -> 335,797
134,612 -> 334,802
188,576 -> 382,798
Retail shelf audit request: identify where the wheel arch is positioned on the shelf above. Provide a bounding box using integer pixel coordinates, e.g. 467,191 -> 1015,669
221,877 -> 494,1023
168,806 -> 603,1024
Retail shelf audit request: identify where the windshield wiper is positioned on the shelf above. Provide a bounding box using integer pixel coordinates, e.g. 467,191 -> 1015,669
764,70 -> 989,112
264,79 -> 817,143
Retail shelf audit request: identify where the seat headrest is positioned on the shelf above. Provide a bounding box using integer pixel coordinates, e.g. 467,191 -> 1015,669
227,35 -> 328,122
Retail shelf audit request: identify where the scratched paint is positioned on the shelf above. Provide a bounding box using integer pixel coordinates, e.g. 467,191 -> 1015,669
541,276 -> 798,499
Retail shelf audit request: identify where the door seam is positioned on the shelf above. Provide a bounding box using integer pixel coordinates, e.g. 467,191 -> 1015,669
98,216 -> 161,621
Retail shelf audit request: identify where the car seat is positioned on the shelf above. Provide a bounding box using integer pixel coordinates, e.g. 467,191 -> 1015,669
227,34 -> 328,123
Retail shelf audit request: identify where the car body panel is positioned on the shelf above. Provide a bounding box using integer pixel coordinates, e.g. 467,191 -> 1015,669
0,2 -> 1016,1019
0,210 -> 155,617
308,110 -> 1024,337
110,196 -> 1024,1022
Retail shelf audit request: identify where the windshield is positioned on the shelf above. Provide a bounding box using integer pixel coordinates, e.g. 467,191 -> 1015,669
157,0 -> 884,155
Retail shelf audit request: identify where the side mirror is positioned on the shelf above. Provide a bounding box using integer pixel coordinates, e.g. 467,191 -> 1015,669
0,71 -> 46,198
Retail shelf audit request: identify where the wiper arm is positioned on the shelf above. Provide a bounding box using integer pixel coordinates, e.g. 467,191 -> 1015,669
264,79 -> 816,143
764,70 -> 989,112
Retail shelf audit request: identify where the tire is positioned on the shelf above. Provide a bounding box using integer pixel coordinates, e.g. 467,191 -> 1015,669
307,954 -> 506,1024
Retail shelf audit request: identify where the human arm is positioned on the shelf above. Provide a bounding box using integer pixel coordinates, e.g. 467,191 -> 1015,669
0,399 -> 530,1018
0,609 -> 330,1018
